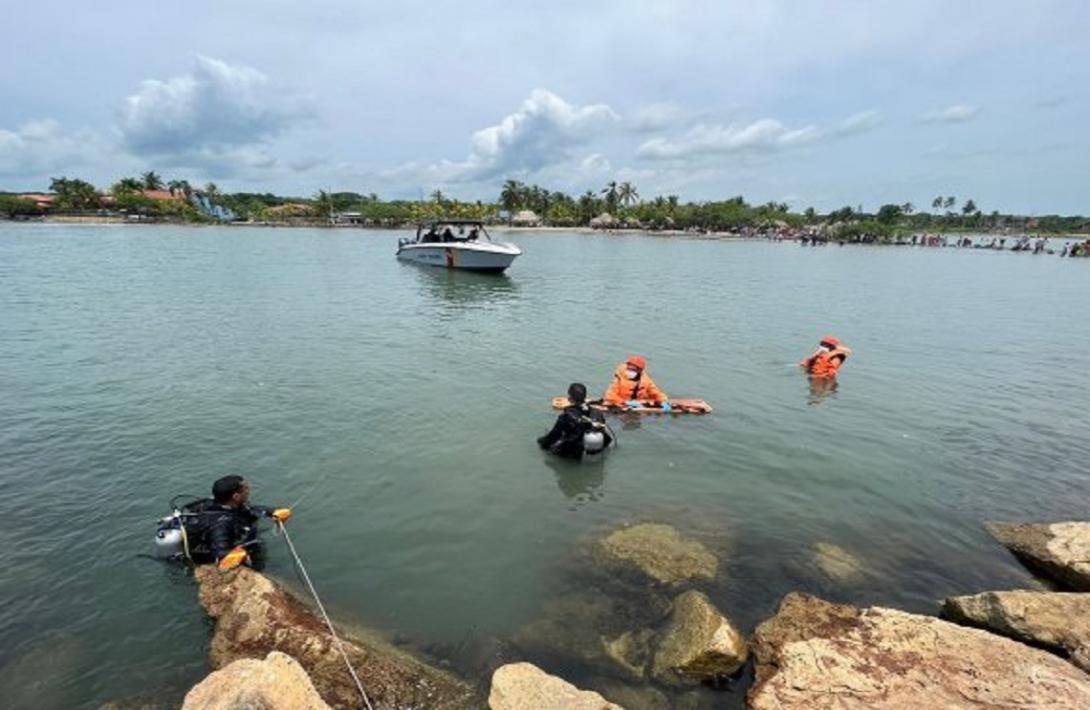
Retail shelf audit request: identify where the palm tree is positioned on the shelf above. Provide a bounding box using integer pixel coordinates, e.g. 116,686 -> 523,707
901,202 -> 914,215
617,182 -> 640,208
167,179 -> 191,197
203,183 -> 220,198
112,177 -> 143,195
961,199 -> 977,215
932,196 -> 943,211
943,196 -> 956,210
601,181 -> 619,213
141,171 -> 164,190
431,189 -> 444,204
499,180 -> 524,212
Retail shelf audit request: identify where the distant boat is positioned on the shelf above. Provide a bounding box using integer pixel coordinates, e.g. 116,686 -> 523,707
396,220 -> 521,273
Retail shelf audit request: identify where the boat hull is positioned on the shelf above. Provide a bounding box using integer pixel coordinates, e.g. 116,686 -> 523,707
396,243 -> 520,273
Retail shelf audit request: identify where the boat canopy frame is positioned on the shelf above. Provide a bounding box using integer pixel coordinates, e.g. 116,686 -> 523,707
413,220 -> 494,245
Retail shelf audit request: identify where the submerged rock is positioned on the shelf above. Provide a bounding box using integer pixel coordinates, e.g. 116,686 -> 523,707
182,651 -> 329,709
812,541 -> 865,582
195,566 -> 478,709
488,663 -> 621,710
749,592 -> 1090,709
595,523 -> 717,586
943,590 -> 1090,671
650,590 -> 747,687
602,629 -> 656,681
987,521 -> 1090,590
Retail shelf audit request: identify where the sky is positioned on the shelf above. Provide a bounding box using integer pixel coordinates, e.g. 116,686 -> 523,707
1,1 -> 1087,213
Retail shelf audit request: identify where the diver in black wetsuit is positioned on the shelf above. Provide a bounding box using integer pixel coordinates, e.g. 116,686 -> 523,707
537,383 -> 613,460
183,476 -> 291,570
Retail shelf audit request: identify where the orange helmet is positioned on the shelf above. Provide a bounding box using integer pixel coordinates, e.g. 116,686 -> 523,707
626,355 -> 647,370
819,335 -> 840,347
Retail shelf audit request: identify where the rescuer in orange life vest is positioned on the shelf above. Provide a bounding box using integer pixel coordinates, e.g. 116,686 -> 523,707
800,336 -> 852,378
603,355 -> 671,411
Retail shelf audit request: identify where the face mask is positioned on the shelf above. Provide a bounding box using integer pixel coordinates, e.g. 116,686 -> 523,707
626,369 -> 639,380
821,344 -> 834,352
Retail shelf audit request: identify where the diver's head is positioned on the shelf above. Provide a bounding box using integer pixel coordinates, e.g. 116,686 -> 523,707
567,382 -> 588,404
819,336 -> 840,351
213,475 -> 250,508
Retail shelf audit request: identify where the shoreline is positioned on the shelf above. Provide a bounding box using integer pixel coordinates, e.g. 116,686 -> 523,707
4,216 -> 1088,240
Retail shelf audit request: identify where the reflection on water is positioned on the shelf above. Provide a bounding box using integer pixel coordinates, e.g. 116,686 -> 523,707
543,455 -> 608,506
405,264 -> 521,315
807,376 -> 839,405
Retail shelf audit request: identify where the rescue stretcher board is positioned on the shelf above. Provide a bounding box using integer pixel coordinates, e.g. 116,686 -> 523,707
551,397 -> 713,414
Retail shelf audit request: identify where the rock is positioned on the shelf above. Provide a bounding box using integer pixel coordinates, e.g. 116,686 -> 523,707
488,663 -> 622,709
650,590 -> 747,686
812,541 -> 865,582
987,521 -> 1090,590
195,566 -> 477,709
595,523 -> 717,586
943,590 -> 1090,671
182,651 -> 330,709
749,592 -> 1090,709
601,629 -> 655,681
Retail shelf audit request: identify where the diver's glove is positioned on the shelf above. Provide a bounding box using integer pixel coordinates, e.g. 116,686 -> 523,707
272,508 -> 292,523
218,546 -> 249,571
626,400 -> 641,409
660,401 -> 672,413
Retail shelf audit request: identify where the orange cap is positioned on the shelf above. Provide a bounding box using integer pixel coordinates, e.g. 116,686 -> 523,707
626,355 -> 647,370
820,335 -> 840,347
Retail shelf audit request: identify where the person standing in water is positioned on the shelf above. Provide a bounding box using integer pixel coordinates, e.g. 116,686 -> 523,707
800,336 -> 852,378
538,383 -> 613,459
603,355 -> 670,411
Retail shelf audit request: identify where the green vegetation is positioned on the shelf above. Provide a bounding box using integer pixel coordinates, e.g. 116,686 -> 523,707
5,175 -> 1088,236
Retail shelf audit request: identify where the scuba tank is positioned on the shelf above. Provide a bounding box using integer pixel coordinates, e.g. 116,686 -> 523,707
583,429 -> 606,455
154,512 -> 185,559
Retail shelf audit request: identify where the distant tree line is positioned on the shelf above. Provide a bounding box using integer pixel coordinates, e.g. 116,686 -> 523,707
3,175 -> 1088,235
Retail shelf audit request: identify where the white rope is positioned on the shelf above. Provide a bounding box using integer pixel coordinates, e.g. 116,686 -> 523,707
278,522 -> 375,710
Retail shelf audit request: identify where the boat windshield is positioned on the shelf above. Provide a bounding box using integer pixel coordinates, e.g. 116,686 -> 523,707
415,222 -> 491,244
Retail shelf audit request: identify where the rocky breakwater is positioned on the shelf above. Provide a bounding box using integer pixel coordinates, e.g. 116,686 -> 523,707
488,662 -> 621,710
194,566 -> 478,709
748,592 -> 1090,709
986,521 -> 1090,591
183,651 -> 330,709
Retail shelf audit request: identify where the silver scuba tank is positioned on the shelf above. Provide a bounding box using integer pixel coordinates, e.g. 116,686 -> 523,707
583,430 -> 606,454
154,515 -> 184,558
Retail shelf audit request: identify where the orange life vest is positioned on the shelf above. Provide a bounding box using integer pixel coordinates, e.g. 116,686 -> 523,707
603,363 -> 668,405
802,347 -> 851,378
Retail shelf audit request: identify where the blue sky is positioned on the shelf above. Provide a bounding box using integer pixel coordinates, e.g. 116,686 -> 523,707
2,1 -> 1087,213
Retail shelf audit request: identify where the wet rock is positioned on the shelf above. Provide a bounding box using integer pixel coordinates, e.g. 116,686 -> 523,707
488,663 -> 621,709
195,566 -> 478,709
182,651 -> 330,709
749,592 -> 1090,709
987,521 -> 1090,590
650,590 -> 747,686
943,590 -> 1090,671
812,541 -> 865,582
595,523 -> 717,586
601,629 -> 655,681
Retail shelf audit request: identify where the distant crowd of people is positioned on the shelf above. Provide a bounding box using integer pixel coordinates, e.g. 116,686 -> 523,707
790,231 -> 1089,257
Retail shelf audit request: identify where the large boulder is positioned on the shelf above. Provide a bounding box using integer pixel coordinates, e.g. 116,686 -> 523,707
943,590 -> 1090,671
650,590 -> 747,686
749,592 -> 1090,709
194,566 -> 478,709
595,524 -> 717,586
487,663 -> 621,709
182,651 -> 330,709
987,521 -> 1090,590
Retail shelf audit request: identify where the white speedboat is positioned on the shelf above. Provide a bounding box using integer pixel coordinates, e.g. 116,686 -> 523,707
396,220 -> 521,273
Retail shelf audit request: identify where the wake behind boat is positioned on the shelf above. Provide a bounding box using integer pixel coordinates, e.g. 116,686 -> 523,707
396,219 -> 521,273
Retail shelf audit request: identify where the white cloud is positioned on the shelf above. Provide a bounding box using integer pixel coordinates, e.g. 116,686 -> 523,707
578,153 -> 612,174
0,119 -> 108,179
920,104 -> 979,123
117,55 -> 312,171
386,89 -> 619,184
837,109 -> 884,135
630,102 -> 686,133
636,118 -> 820,160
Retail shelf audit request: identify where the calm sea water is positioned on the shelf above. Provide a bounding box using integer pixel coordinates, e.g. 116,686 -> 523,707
1,224 -> 1088,708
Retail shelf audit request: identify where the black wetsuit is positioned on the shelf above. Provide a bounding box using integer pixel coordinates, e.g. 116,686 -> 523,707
182,500 -> 275,569
537,404 -> 612,460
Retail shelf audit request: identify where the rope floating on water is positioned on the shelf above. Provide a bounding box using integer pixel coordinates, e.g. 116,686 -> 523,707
278,521 -> 374,710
